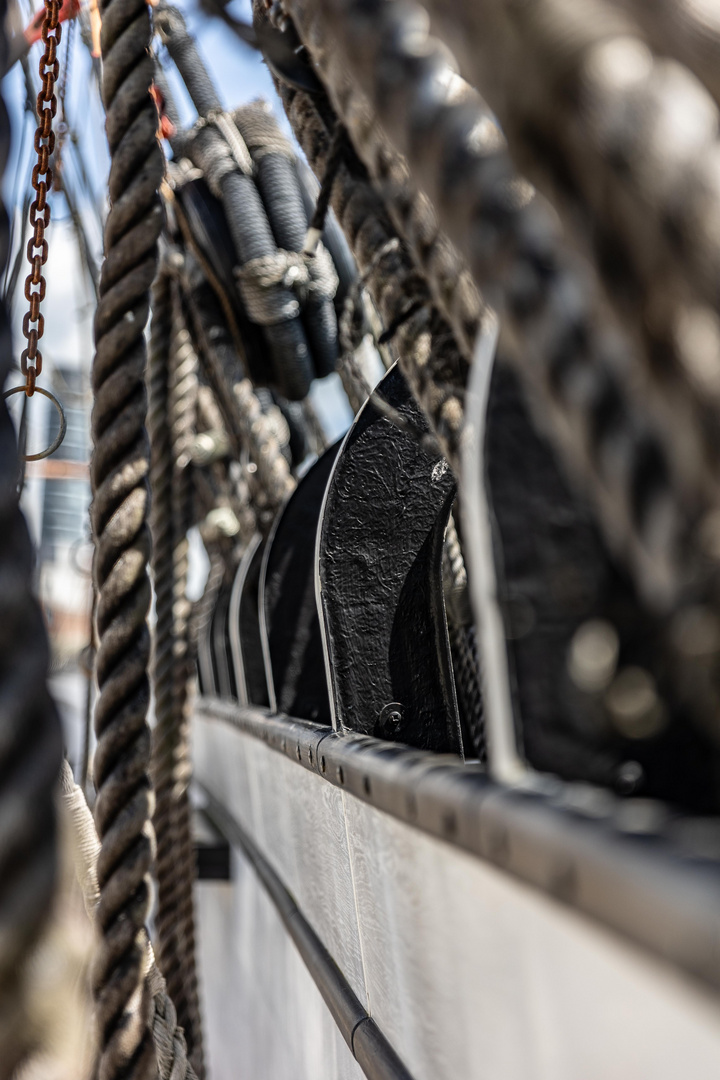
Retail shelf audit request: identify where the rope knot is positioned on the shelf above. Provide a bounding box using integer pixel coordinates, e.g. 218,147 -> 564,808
234,247 -> 337,324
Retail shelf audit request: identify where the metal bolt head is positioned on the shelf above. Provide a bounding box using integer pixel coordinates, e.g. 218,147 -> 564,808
379,702 -> 404,730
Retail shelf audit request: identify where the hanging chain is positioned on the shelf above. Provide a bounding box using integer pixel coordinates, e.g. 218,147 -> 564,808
22,0 -> 62,398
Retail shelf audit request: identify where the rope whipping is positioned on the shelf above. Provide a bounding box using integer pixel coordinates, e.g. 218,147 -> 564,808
90,0 -> 165,1070
0,2 -> 63,1074
148,269 -> 204,1077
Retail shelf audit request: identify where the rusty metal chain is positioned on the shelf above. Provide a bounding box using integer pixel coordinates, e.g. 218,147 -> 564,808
22,0 -> 62,398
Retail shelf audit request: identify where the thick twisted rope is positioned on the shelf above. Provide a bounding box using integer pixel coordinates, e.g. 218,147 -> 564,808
375,0 -> 720,501
60,761 -> 197,1080
148,273 -> 204,1077
281,0 -> 713,612
148,273 -> 176,1025
90,0 -> 165,1070
0,9 -> 63,1072
168,289 -> 203,1075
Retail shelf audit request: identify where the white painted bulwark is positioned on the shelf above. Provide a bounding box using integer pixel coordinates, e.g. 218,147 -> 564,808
193,710 -> 720,1079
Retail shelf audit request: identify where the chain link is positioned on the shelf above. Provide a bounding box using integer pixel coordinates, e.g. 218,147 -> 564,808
21,0 -> 62,397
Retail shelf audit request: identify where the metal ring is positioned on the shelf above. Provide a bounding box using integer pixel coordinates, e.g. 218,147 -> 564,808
3,384 -> 67,460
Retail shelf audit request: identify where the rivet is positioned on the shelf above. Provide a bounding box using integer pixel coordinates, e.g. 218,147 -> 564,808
615,760 -> 645,795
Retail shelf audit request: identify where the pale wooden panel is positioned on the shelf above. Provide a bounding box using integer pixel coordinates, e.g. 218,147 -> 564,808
195,850 -> 364,1080
194,714 -> 368,1009
343,792 -> 720,1080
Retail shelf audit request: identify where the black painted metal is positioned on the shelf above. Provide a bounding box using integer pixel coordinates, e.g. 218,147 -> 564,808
317,364 -> 462,753
235,536 -> 270,706
198,603 -> 218,697
212,583 -> 236,700
200,782 -> 416,1080
260,441 -> 341,723
196,697 -> 720,997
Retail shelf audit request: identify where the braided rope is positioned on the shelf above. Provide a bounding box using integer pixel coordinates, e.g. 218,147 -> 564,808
0,8 -> 63,1075
90,0 -> 165,1070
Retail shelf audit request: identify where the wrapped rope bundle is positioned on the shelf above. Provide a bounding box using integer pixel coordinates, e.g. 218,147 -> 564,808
155,4 -> 340,399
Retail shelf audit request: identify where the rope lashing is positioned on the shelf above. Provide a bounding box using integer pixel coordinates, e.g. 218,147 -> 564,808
234,247 -> 338,324
0,10 -> 63,1074
89,0 -> 165,1070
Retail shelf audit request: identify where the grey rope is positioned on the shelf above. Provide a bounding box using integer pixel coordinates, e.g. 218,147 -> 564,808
60,761 -> 197,1080
0,12 -> 63,1069
90,0 -> 165,1069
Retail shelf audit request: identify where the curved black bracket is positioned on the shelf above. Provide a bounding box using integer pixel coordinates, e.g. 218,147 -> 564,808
197,606 -> 216,697
260,442 -> 342,724
317,364 -> 462,753
228,534 -> 270,707
211,582 -> 237,700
